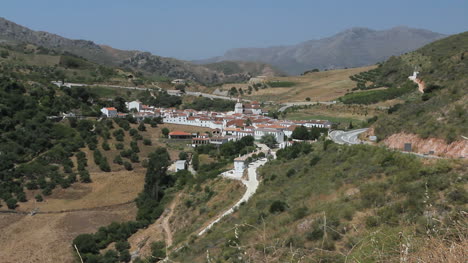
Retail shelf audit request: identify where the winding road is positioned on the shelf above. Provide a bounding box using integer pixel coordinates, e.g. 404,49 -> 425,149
198,144 -> 273,236
329,128 -> 443,159
329,128 -> 369,145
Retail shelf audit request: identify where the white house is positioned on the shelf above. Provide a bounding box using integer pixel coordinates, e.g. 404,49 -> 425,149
408,71 -> 419,81
127,101 -> 142,112
254,128 -> 285,144
233,156 -> 246,177
100,107 -> 118,117
175,160 -> 187,172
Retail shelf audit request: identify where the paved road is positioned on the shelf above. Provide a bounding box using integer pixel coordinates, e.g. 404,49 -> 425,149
329,128 -> 369,145
329,128 -> 443,159
198,144 -> 273,236
185,91 -> 246,101
278,101 -> 336,112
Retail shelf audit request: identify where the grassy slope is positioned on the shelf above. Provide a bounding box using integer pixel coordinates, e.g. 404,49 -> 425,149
366,32 -> 468,141
171,142 -> 467,262
242,66 -> 376,102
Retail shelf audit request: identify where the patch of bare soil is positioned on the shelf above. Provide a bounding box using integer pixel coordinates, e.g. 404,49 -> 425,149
0,203 -> 137,263
128,195 -> 181,258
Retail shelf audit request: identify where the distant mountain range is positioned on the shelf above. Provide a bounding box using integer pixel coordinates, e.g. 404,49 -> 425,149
0,17 -> 282,85
196,27 -> 446,75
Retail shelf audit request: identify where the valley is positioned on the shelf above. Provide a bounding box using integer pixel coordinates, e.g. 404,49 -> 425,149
0,11 -> 466,263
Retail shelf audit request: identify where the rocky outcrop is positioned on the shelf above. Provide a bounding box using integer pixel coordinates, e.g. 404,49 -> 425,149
383,133 -> 467,158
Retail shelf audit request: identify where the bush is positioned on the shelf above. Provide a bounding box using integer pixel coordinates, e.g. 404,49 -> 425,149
151,241 -> 166,260
115,143 -> 124,150
292,206 -> 309,220
99,157 -> 111,172
6,198 -> 17,209
179,151 -> 188,160
123,161 -> 133,171
143,139 -> 152,145
365,215 -> 381,228
447,187 -> 468,204
73,234 -> 99,254
269,200 -> 288,213
115,240 -> 130,252
35,194 -> 43,202
102,141 -> 110,151
138,122 -> 146,131
113,155 -> 123,165
161,128 -> 169,138
306,227 -> 324,241
80,170 -> 92,183
130,153 -> 140,163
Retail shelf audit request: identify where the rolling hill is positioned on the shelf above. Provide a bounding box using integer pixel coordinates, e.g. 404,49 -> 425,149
198,26 -> 446,75
358,31 -> 468,144
0,17 -> 282,85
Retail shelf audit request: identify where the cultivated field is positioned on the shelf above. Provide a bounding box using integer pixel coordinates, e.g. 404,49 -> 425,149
244,66 -> 376,102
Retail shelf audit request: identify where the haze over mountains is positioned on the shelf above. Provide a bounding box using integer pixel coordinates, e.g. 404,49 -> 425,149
197,27 -> 446,75
0,17 -> 281,85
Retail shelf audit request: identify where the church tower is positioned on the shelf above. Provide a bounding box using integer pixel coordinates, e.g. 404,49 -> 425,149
234,97 -> 243,114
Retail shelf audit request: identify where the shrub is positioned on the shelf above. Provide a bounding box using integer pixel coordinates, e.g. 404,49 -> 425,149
179,151 -> 188,160
123,161 -> 133,171
365,215 -> 381,228
113,155 -> 123,165
138,122 -> 146,131
269,200 -> 288,213
129,128 -> 138,137
99,157 -> 111,172
130,153 -> 140,163
115,240 -> 130,252
6,198 -> 17,209
73,234 -> 99,254
102,141 -> 110,151
292,206 -> 309,220
286,168 -> 296,177
35,194 -> 43,202
115,143 -> 124,150
143,139 -> 152,145
151,241 -> 166,260
447,186 -> 468,204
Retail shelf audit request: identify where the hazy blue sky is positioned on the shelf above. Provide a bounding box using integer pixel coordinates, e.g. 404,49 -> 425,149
2,0 -> 467,60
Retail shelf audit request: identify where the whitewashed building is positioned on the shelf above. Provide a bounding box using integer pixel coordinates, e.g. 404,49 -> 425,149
100,107 -> 118,117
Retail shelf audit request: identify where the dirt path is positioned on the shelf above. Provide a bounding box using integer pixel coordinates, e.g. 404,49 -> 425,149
162,194 -> 179,247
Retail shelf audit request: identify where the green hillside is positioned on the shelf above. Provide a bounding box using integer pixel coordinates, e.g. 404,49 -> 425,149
347,32 -> 467,142
171,142 -> 467,262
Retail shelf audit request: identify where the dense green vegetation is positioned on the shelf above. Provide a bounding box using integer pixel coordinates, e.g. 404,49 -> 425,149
339,81 -> 416,104
0,78 -> 99,207
171,141 -> 467,262
267,81 -> 296,87
368,32 -> 468,141
73,147 -> 175,262
0,44 -> 128,84
349,67 -> 385,90
291,126 -> 329,140
183,97 -> 235,112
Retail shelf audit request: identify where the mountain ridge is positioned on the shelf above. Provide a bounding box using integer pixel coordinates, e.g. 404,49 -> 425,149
197,26 -> 447,75
0,17 -> 282,85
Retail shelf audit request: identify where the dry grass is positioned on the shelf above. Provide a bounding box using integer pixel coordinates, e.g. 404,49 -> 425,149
244,66 -> 376,102
0,122 -> 211,262
0,204 -> 136,263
